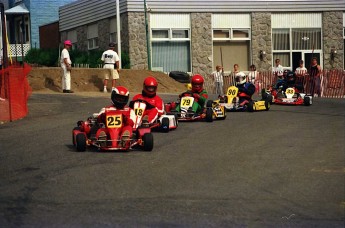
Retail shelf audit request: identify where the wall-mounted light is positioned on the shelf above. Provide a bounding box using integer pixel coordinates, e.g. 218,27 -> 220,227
331,48 -> 337,60
259,50 -> 266,60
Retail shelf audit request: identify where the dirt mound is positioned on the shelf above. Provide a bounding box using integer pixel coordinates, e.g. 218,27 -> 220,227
28,67 -> 188,94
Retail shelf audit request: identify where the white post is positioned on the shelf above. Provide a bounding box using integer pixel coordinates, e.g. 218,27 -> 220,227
116,0 -> 121,69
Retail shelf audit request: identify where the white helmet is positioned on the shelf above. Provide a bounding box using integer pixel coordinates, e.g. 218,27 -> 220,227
235,72 -> 247,85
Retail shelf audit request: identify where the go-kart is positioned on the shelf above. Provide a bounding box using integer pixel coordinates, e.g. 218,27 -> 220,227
262,85 -> 312,106
216,86 -> 270,112
72,109 -> 154,152
165,91 -> 226,122
129,99 -> 178,133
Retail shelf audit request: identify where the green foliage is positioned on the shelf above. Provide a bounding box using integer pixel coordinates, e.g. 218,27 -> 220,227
24,48 -> 131,69
121,51 -> 130,69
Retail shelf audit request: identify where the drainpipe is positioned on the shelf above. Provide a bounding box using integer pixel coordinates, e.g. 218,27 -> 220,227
144,0 -> 151,70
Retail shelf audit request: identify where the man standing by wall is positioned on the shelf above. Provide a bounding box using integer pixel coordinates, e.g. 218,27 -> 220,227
60,40 -> 73,93
101,42 -> 120,93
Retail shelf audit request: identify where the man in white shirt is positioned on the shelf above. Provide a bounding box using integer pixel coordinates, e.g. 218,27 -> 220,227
272,58 -> 284,79
101,43 -> 120,92
295,59 -> 307,76
212,65 -> 224,95
60,40 -> 73,93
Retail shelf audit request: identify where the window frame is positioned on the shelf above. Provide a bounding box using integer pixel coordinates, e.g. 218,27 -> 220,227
213,28 -> 250,41
151,28 -> 190,41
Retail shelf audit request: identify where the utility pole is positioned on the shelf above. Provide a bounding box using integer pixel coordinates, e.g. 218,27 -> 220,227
144,0 -> 151,70
116,0 -> 121,68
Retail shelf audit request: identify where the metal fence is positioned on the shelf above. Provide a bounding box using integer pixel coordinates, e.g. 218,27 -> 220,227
205,69 -> 345,98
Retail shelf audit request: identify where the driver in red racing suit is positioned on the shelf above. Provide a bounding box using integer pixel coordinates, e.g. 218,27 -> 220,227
131,76 -> 164,124
96,86 -> 135,143
235,72 -> 255,106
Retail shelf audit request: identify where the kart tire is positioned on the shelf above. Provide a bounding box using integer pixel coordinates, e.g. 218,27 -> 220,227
265,99 -> 270,111
161,117 -> 170,133
267,94 -> 273,104
72,127 -> 81,146
206,100 -> 213,108
247,101 -> 255,112
142,133 -> 154,151
169,71 -> 190,83
205,108 -> 214,122
304,96 -> 311,106
76,133 -> 87,152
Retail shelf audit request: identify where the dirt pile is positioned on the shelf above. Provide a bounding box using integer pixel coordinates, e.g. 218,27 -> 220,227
28,67 -> 187,94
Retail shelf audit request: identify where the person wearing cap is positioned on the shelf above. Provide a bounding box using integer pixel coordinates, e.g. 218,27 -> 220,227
101,42 -> 120,92
60,40 -> 73,93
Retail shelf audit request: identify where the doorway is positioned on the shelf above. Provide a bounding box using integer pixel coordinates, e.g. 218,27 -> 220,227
292,51 -> 321,71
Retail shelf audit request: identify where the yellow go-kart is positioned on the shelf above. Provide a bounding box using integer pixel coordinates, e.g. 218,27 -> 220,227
216,86 -> 270,112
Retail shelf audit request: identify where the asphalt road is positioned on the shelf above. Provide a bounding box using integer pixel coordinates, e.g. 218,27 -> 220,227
0,92 -> 344,227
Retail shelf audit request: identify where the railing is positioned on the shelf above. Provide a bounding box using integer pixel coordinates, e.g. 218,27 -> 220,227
205,69 -> 345,98
8,43 -> 30,57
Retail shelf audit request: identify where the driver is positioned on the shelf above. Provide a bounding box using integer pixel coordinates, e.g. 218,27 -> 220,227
96,86 -> 135,145
131,76 -> 164,124
235,72 -> 255,106
175,74 -> 208,114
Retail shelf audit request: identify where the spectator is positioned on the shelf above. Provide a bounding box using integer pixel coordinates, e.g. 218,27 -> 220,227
60,40 -> 73,93
248,64 -> 261,94
272,58 -> 284,88
101,42 -> 120,93
295,59 -> 307,89
309,57 -> 322,97
231,64 -> 240,85
212,65 -> 224,95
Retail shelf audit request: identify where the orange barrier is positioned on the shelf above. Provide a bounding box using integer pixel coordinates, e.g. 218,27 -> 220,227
0,64 -> 32,122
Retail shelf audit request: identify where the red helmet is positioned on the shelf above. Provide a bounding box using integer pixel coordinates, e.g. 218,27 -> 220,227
143,76 -> 158,97
191,74 -> 204,92
111,86 -> 129,108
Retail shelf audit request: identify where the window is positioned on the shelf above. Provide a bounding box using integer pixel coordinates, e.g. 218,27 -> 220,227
67,30 -> 77,49
272,29 -> 290,50
292,28 -> 321,50
87,24 -> 98,50
151,28 -> 191,72
109,18 -> 117,44
213,28 -> 250,40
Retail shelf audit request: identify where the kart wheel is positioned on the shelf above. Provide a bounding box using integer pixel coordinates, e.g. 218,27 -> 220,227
304,96 -> 311,106
161,117 -> 170,133
72,127 -> 81,146
247,101 -> 254,112
206,100 -> 213,108
142,133 -> 154,151
76,133 -> 87,152
265,100 -> 270,111
205,108 -> 213,122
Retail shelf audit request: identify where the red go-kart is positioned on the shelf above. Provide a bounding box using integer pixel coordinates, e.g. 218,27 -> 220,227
262,85 -> 312,106
72,109 -> 154,152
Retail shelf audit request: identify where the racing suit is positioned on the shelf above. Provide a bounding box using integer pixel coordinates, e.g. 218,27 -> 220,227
175,89 -> 208,114
131,91 -> 164,124
95,105 -> 135,138
237,82 -> 255,106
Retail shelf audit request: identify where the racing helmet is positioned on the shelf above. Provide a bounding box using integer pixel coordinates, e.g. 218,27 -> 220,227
143,76 -> 158,97
191,74 -> 204,93
286,71 -> 296,82
111,86 -> 130,109
235,72 -> 247,85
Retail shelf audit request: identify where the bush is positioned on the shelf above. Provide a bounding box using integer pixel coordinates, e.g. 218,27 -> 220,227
24,48 -> 131,68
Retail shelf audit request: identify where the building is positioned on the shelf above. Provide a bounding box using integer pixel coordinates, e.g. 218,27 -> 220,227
3,0 -> 76,59
59,0 -> 344,76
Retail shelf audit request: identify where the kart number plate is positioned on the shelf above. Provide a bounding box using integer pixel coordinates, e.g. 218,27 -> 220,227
285,88 -> 295,99
106,114 -> 122,128
226,86 -> 238,104
134,108 -> 144,116
181,97 -> 193,108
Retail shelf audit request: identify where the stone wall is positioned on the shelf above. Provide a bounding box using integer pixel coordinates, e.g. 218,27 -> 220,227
191,13 -> 213,77
323,11 -> 344,69
251,12 -> 272,72
126,12 -> 148,70
98,19 -> 110,51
